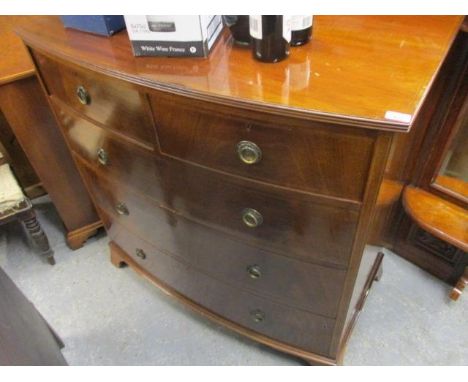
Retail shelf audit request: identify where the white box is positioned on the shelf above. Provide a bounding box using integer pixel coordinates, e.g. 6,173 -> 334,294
124,15 -> 224,57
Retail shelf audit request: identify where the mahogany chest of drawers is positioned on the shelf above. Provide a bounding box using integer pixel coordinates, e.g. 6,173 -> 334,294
18,16 -> 463,365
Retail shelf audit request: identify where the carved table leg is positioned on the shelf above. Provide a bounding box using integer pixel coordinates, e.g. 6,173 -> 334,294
449,267 -> 468,301
19,209 -> 55,265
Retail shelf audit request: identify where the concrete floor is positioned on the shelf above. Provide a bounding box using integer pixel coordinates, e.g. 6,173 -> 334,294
0,196 -> 466,365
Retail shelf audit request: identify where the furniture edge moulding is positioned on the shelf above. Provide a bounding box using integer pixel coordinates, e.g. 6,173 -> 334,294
16,34 -> 416,134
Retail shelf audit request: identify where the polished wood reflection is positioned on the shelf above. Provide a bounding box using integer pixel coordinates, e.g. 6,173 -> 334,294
19,15 -> 464,364
101,197 -> 347,318
435,175 -> 468,200
154,157 -> 359,267
0,16 -> 35,85
58,98 -> 361,267
150,91 -> 376,201
109,232 -> 336,356
78,159 -> 356,270
54,101 -> 160,194
32,50 -> 156,146
17,16 -> 462,130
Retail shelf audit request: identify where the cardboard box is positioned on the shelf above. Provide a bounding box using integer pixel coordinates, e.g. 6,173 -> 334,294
124,15 -> 224,57
60,16 -> 126,36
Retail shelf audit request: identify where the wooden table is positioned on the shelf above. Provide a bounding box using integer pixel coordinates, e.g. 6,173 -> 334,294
0,16 -> 101,249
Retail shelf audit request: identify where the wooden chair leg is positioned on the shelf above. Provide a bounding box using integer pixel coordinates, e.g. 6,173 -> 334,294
450,267 -> 467,301
20,209 -> 55,265
374,259 -> 383,281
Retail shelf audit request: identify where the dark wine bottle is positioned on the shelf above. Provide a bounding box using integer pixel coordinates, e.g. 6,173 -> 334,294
223,15 -> 251,46
250,15 -> 291,63
291,16 -> 313,46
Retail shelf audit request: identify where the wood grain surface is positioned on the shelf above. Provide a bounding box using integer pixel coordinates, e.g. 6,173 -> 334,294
403,186 -> 468,252
0,78 -> 100,236
0,16 -> 36,85
18,15 -> 464,364
16,16 -> 462,131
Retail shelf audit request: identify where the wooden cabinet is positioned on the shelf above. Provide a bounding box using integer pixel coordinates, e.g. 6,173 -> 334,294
17,16 -> 463,364
0,16 -> 101,249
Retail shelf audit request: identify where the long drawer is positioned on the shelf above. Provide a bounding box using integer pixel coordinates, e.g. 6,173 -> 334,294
149,90 -> 376,201
79,163 -> 347,317
65,113 -> 359,266
109,226 -> 336,356
154,157 -> 359,267
32,50 -> 155,146
78,153 -> 357,267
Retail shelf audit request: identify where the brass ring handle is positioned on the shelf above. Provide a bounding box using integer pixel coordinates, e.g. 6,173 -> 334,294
237,141 -> 262,165
115,202 -> 129,216
135,248 -> 146,260
97,148 -> 109,166
76,85 -> 90,105
250,309 -> 265,323
242,208 -> 263,228
247,264 -> 262,279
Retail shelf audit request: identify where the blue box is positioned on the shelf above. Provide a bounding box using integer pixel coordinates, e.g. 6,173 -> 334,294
60,16 -> 126,36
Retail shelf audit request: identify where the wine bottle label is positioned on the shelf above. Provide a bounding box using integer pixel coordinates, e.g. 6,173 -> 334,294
249,15 -> 262,39
291,15 -> 313,31
282,16 -> 292,42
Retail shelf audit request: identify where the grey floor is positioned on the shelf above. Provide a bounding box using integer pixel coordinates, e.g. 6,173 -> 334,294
0,196 -> 466,365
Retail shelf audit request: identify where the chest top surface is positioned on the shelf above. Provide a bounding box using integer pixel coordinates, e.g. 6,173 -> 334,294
17,16 -> 462,131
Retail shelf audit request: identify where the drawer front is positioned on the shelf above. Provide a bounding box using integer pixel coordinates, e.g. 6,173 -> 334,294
62,101 -> 359,267
109,228 -> 335,356
55,104 -> 161,199
81,166 -> 346,317
149,91 -> 376,201
32,50 -> 155,146
156,158 -> 359,267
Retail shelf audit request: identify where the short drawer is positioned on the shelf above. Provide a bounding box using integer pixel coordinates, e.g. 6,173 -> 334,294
109,230 -> 336,356
55,104 -> 161,199
149,91 -> 376,201
32,50 -> 155,146
156,158 -> 359,267
81,167 -> 347,317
